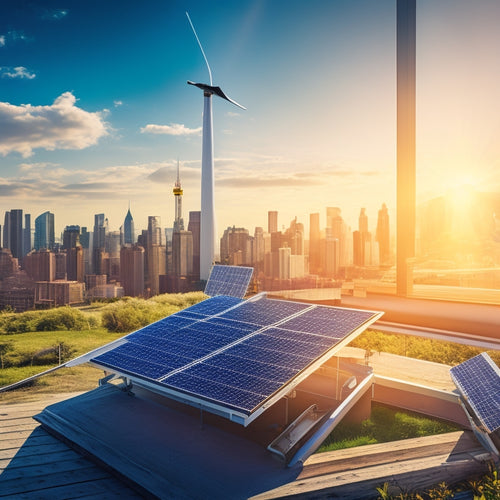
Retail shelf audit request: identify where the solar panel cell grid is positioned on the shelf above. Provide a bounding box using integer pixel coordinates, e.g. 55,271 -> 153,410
203,353 -> 299,383
165,372 -> 264,412
279,306 -> 374,338
205,265 -> 254,299
225,342 -> 312,370
450,353 -> 500,433
177,363 -> 283,396
220,298 -> 309,326
184,295 -> 243,315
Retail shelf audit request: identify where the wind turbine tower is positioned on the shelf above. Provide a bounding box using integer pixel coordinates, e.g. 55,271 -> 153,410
186,12 -> 245,281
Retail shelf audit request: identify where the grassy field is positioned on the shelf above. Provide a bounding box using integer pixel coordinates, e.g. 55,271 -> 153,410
0,328 -> 125,402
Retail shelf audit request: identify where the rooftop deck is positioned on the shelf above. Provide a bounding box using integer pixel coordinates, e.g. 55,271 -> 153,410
0,351 -> 494,499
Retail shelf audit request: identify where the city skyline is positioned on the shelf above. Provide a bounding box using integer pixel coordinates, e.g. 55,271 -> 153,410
1,1 -> 499,236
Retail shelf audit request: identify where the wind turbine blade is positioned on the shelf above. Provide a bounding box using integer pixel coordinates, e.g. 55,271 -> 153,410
212,86 -> 247,110
186,12 -> 213,86
187,81 -> 246,110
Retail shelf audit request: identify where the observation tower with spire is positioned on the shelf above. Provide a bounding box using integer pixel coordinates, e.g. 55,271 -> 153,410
173,160 -> 184,232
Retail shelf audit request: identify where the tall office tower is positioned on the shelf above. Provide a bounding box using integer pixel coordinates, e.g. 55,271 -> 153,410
63,225 -> 83,282
123,206 -> 135,245
326,207 -> 348,269
9,209 -> 23,260
321,230 -> 340,278
34,211 -> 55,250
353,208 -> 370,267
284,217 -> 304,255
278,246 -> 291,280
0,225 -> 2,247
92,214 -> 107,274
120,245 -> 145,297
105,230 -> 121,282
147,216 -> 162,246
54,251 -> 67,280
173,161 -> 185,232
0,248 -> 16,279
252,227 -> 266,271
78,226 -> 90,275
23,214 -> 31,256
188,211 -> 201,280
376,203 -> 391,265
145,216 -> 165,296
63,225 -> 80,250
309,213 -> 320,274
220,226 -> 251,265
3,212 -> 10,250
93,214 -> 107,249
359,208 -> 368,234
80,227 -> 90,248
172,231 -> 193,278
24,249 -> 56,282
268,211 -> 278,234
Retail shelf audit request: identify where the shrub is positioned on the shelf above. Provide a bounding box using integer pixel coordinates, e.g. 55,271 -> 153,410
100,292 -> 206,333
35,307 -> 87,332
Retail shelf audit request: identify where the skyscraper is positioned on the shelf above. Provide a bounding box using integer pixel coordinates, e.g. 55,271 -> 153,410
123,205 -> 135,245
309,213 -> 320,274
145,216 -> 165,296
188,211 -> 201,281
3,212 -> 10,250
63,225 -> 84,282
92,214 -> 107,274
376,203 -> 391,265
268,211 -> 278,234
9,209 -> 23,260
23,214 -> 31,256
34,211 -> 55,251
120,244 -> 145,297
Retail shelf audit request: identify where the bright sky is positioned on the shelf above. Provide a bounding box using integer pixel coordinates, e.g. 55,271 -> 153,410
0,0 -> 499,238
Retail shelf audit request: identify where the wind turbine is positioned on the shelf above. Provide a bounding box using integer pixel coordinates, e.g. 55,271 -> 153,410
186,12 -> 246,281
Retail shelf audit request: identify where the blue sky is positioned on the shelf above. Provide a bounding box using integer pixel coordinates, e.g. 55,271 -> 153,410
1,0 -> 499,237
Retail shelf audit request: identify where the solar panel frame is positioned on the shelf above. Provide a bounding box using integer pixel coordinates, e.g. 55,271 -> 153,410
88,293 -> 383,426
450,352 -> 500,433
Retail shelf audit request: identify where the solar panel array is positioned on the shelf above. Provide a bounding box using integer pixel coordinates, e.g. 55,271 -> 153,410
91,294 -> 380,421
450,352 -> 500,433
204,265 -> 253,298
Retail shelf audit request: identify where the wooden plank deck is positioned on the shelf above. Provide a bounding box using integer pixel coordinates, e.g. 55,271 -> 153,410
1,393 -> 495,499
253,431 -> 492,499
0,394 -> 143,499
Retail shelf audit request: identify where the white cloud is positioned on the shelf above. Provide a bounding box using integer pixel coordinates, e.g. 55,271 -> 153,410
0,92 -> 109,157
140,123 -> 201,136
114,100 -> 123,107
1,66 -> 36,79
42,9 -> 68,21
0,36 -> 5,47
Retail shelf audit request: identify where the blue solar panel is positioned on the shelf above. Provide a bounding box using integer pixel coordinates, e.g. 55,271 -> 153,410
220,298 -> 309,326
450,353 -> 500,433
203,353 -> 299,384
185,295 -> 242,315
90,293 -> 382,421
204,265 -> 253,298
164,372 -> 269,413
279,306 -> 375,339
